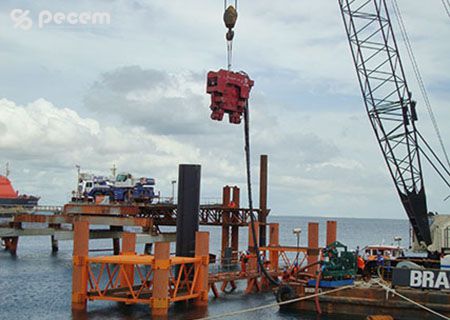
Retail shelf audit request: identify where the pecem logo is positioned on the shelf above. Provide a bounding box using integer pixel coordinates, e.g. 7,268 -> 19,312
10,9 -> 111,30
10,9 -> 33,30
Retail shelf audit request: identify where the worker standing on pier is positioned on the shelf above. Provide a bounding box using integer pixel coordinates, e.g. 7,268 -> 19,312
240,251 -> 249,275
357,255 -> 365,274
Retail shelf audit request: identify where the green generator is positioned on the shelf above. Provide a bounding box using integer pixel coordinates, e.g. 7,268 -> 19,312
321,241 -> 356,280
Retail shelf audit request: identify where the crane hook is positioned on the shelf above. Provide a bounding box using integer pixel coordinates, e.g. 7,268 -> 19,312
223,5 -> 237,41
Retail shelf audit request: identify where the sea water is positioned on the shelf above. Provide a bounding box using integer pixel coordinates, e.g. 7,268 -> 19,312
0,216 -> 410,320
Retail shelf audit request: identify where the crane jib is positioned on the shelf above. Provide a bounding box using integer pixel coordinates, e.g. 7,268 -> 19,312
338,0 -> 432,245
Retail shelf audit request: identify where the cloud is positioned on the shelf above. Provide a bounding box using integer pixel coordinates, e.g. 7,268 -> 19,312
84,66 -> 215,135
0,98 -> 200,202
0,0 -> 448,219
0,91 -> 348,214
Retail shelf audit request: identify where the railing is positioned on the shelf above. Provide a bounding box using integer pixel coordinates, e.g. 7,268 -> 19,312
35,205 -> 63,213
64,202 -> 262,226
86,255 -> 204,304
0,205 -> 63,215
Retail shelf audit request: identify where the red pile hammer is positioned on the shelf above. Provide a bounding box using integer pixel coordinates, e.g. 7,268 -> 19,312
206,69 -> 254,124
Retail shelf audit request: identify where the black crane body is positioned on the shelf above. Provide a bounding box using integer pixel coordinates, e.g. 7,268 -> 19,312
338,0 -> 432,245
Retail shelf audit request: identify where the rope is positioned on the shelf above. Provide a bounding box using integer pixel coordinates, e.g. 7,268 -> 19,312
196,285 -> 355,320
373,279 -> 450,320
391,0 -> 450,172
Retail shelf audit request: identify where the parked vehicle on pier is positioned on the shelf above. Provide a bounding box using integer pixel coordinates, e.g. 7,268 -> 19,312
74,172 -> 157,204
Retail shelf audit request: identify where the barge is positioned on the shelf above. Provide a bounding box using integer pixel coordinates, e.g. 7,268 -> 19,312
286,282 -> 450,319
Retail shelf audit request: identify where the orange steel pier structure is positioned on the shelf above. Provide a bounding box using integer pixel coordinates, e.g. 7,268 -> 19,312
71,221 -> 210,317
0,195 -> 262,256
0,156 -> 270,256
70,218 -> 338,316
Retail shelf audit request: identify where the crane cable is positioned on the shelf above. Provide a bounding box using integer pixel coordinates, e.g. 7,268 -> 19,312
224,0 -> 281,287
441,0 -> 450,19
223,0 -> 238,70
391,0 -> 450,173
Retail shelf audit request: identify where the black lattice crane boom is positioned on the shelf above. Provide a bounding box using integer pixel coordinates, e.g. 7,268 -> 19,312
338,0 -> 432,245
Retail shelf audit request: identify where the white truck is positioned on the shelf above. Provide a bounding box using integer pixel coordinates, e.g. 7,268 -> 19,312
74,172 -> 157,203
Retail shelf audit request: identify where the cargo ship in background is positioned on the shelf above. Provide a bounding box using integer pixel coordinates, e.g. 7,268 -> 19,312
0,168 -> 39,210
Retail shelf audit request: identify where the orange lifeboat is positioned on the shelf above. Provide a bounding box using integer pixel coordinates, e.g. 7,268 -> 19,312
0,175 -> 19,198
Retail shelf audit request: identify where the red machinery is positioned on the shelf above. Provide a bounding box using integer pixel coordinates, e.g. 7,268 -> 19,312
206,69 -> 254,124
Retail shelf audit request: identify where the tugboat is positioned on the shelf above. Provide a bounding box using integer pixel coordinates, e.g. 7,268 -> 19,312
0,165 -> 39,212
361,244 -> 405,276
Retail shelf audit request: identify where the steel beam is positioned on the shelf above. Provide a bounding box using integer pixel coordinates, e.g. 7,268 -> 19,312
259,155 -> 268,246
307,222 -> 319,275
72,221 -> 89,310
176,164 -> 201,257
194,232 -> 209,306
151,242 -> 170,316
326,220 -> 337,246
120,233 -> 136,287
268,223 -> 279,272
12,213 -> 152,228
0,227 -> 176,243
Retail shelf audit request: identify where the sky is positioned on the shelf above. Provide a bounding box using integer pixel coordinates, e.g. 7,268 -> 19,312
0,0 -> 448,219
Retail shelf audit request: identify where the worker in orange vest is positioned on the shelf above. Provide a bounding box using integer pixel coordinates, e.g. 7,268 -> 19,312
240,251 -> 249,275
357,255 -> 365,274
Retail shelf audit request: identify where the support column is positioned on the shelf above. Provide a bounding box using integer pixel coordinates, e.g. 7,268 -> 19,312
12,237 -> 19,255
326,220 -> 337,246
247,221 -> 261,294
110,225 -> 123,255
194,231 -> 210,306
231,225 -> 239,263
144,243 -> 153,255
259,155 -> 268,247
51,235 -> 59,253
248,221 -> 259,272
176,164 -> 201,258
49,223 -> 60,253
120,233 -> 136,288
307,222 -> 319,275
3,237 -> 19,256
222,185 -> 231,206
72,221 -> 89,310
248,221 -> 259,254
221,211 -> 230,263
231,186 -> 240,263
232,186 -> 240,207
268,223 -> 279,272
151,242 -> 170,317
